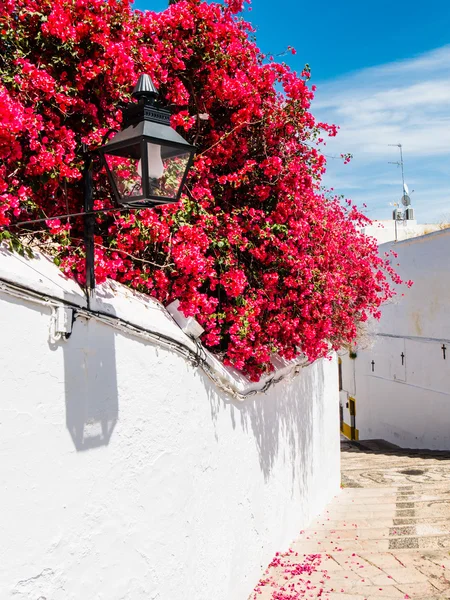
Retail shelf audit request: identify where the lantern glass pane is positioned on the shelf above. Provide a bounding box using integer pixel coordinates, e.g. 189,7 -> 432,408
104,143 -> 143,200
145,142 -> 191,199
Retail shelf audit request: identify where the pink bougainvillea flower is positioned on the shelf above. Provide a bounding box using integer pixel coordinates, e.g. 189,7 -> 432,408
0,0 -> 405,380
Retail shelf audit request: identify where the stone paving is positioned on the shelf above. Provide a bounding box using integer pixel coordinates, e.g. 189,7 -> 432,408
250,440 -> 450,599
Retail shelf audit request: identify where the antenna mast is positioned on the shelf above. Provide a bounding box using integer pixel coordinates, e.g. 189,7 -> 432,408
388,143 -> 406,193
388,143 -> 413,242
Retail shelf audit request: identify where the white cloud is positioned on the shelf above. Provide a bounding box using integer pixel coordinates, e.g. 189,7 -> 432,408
313,45 -> 450,222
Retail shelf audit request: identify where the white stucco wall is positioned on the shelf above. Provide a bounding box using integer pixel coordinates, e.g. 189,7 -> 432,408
338,351 -> 356,437
341,229 -> 450,450
0,247 -> 340,600
362,220 -> 444,245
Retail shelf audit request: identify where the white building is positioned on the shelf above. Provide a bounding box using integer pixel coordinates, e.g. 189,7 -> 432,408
339,228 -> 450,449
362,219 -> 444,245
0,247 -> 340,600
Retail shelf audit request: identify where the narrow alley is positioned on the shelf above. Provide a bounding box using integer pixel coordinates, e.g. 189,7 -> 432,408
250,440 -> 450,599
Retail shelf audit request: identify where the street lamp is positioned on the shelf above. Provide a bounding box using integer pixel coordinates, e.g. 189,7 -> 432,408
99,74 -> 196,207
83,74 -> 196,299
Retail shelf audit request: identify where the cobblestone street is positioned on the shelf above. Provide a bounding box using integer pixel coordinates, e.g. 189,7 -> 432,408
250,440 -> 450,599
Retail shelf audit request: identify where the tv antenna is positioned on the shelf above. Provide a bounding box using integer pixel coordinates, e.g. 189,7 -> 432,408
388,143 -> 415,240
388,143 -> 410,203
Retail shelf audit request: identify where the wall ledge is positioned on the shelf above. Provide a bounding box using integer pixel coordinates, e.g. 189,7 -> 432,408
0,246 -> 311,400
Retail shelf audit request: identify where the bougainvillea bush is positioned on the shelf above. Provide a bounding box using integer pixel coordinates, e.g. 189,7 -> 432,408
0,0 -> 406,380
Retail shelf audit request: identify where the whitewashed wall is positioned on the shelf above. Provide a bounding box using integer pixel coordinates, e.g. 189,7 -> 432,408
341,229 -> 450,450
338,351 -> 356,438
362,220 -> 444,245
0,248 -> 340,600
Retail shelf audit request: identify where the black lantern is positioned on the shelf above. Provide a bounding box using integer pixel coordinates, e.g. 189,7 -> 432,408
82,74 -> 196,300
99,74 -> 196,207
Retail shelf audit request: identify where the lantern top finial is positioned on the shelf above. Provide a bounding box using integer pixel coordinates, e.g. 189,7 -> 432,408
132,74 -> 159,103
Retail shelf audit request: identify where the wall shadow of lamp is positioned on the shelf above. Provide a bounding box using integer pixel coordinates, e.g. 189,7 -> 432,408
46,288 -> 120,451
63,302 -> 120,452
83,73 -> 196,301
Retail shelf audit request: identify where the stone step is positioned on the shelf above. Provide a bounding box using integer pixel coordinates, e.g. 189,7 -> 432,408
324,506 -> 450,522
291,533 -> 450,555
341,458 -> 450,466
311,515 -> 450,530
344,463 -> 450,473
333,497 -> 450,508
335,490 -> 450,505
341,449 -> 450,456
301,521 -> 450,542
341,452 -> 450,459
342,439 -> 450,455
323,591 -> 450,599
328,502 -> 450,516
327,495 -> 450,509
342,473 -> 450,481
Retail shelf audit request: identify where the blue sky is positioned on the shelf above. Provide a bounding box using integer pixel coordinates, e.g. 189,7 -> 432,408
134,0 -> 450,222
